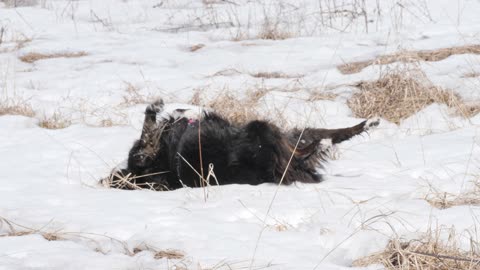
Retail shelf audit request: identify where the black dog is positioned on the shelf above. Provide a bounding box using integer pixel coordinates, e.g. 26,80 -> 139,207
103,99 -> 379,190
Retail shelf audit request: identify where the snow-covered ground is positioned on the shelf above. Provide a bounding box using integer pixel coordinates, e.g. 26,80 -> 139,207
1,0 -> 480,269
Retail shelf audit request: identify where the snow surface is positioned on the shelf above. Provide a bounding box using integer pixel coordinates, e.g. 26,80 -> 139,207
1,0 -> 480,269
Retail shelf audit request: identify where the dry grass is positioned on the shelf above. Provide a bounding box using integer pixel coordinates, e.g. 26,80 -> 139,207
2,0 -> 38,8
0,216 -> 64,241
189,43 -> 205,52
338,45 -> 480,75
190,87 -> 267,125
353,227 -> 480,270
463,72 -> 480,78
121,82 -> 156,106
347,67 -> 479,124
133,246 -> 185,260
425,179 -> 480,209
232,19 -> 292,41
308,90 -> 339,101
38,112 -> 71,129
19,51 -> 88,64
100,170 -> 170,191
0,98 -> 35,117
0,31 -> 32,53
250,71 -> 302,79
257,22 -> 291,40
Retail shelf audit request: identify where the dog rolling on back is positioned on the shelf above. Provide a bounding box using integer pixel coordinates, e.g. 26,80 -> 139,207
103,99 -> 379,190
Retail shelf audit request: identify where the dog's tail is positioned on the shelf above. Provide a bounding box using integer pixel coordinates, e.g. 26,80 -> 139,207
300,118 -> 380,145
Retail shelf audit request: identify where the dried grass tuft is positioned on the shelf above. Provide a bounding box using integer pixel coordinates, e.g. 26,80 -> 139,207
353,227 -> 480,270
121,82 -> 155,106
0,216 -> 64,241
425,179 -> 480,209
190,87 -> 267,125
257,21 -> 291,40
250,71 -> 302,79
347,67 -> 479,124
189,44 -> 205,52
463,72 -> 480,78
308,90 -> 338,101
133,246 -> 185,260
19,51 -> 88,63
338,45 -> 480,74
0,98 -> 35,117
100,170 -> 169,191
38,112 -> 71,129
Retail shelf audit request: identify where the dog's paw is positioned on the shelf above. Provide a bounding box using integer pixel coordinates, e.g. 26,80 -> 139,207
364,117 -> 380,131
145,99 -> 164,114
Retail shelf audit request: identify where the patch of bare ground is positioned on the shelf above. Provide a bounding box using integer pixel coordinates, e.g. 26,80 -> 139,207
19,51 -> 88,63
353,227 -> 480,270
38,112 -> 71,129
338,44 -> 480,75
347,67 -> 480,124
424,179 -> 480,209
0,98 -> 35,117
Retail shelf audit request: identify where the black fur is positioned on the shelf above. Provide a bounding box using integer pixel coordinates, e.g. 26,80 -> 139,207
103,99 -> 379,191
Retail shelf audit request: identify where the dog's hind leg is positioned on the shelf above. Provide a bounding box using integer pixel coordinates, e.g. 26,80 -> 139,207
293,118 -> 380,145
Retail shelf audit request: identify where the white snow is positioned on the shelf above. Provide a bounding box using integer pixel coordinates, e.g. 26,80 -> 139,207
1,0 -> 480,269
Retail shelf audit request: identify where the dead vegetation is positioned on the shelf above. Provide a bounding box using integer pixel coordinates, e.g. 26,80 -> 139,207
1,215 -> 187,264
0,97 -> 35,117
207,68 -> 303,80
121,81 -> 156,106
38,112 -> 71,129
347,67 -> 480,124
338,45 -> 480,75
19,51 -> 88,64
463,72 -> 480,78
1,0 -> 38,8
190,87 -> 266,125
0,216 -> 64,241
256,20 -> 292,40
189,43 -> 205,52
250,71 -> 302,79
424,179 -> 480,209
0,29 -> 32,53
353,227 -> 480,270
100,170 -> 170,191
308,90 -> 338,101
133,246 -> 185,260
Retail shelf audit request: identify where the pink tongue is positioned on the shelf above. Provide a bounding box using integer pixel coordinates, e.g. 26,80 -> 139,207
188,119 -> 196,124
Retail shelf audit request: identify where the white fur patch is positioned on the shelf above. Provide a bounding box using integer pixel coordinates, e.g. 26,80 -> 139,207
182,108 -> 204,120
364,117 -> 380,130
319,138 -> 333,152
